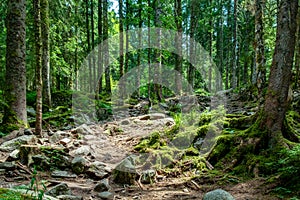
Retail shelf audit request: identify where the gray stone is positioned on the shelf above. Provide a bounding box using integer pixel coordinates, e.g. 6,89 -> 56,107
0,162 -> 16,170
24,129 -> 33,135
57,195 -> 83,200
0,135 -> 36,152
94,179 -> 111,192
70,146 -> 90,156
71,156 -> 86,174
49,133 -> 62,144
98,191 -> 114,199
113,156 -> 138,185
46,183 -> 72,197
203,189 -> 235,200
74,124 -> 93,135
140,169 -> 156,184
8,149 -> 20,160
51,170 -> 77,178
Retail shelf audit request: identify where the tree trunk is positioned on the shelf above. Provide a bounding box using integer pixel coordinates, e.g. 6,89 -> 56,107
154,0 -> 163,101
294,5 -> 300,89
86,0 -> 92,92
174,0 -> 183,94
41,0 -> 51,109
136,0 -> 142,97
255,0 -> 266,101
187,0 -> 197,87
231,0 -> 238,89
119,0 -> 124,100
4,0 -> 27,129
97,0 -> 103,95
104,0 -> 111,94
91,0 -> 96,92
260,0 -> 298,147
33,0 -> 43,136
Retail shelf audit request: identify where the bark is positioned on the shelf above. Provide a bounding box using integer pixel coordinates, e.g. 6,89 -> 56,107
136,0 -> 142,97
4,0 -> 27,127
231,0 -> 238,89
255,0 -> 266,100
174,0 -> 183,94
91,0 -> 96,92
187,0 -> 197,87
104,0 -> 111,94
41,0 -> 51,108
154,0 -> 162,101
97,0 -> 103,94
119,0 -> 124,99
294,5 -> 300,89
260,0 -> 298,147
33,0 -> 43,136
86,0 -> 92,92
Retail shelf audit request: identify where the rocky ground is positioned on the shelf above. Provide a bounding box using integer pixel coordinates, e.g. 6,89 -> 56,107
0,93 -> 282,200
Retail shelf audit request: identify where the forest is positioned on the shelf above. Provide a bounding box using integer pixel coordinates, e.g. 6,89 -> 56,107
0,0 -> 300,199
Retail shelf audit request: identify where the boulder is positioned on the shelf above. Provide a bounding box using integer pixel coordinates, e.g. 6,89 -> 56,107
98,191 -> 114,199
94,179 -> 111,192
45,183 -> 72,197
57,195 -> 83,200
71,156 -> 86,174
51,170 -> 77,178
203,189 -> 235,200
113,156 -> 138,185
0,135 -> 36,152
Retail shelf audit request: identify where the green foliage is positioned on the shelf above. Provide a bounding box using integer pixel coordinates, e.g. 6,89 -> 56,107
0,188 -> 33,200
27,167 -> 46,200
26,91 -> 37,107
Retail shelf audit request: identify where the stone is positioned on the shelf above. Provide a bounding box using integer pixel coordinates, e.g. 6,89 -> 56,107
73,124 -> 94,135
32,154 -> 50,169
0,162 -> 16,170
8,149 -> 20,160
94,179 -> 111,192
49,133 -> 61,144
120,119 -> 130,125
70,146 -> 90,157
203,189 -> 235,200
140,169 -> 156,184
27,107 -> 36,117
60,138 -> 72,146
0,135 -> 36,152
24,129 -> 33,135
71,156 -> 86,174
98,191 -> 114,199
51,170 -> 77,178
46,183 -> 72,197
57,195 -> 83,200
113,156 -> 138,185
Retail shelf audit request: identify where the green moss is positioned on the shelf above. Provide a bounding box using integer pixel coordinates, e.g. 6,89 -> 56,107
0,188 -> 33,200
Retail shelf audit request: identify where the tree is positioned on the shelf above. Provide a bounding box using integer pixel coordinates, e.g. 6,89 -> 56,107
97,0 -> 103,94
119,0 -> 124,99
255,0 -> 266,101
33,0 -> 43,136
174,0 -> 183,93
41,0 -> 51,109
259,0 -> 298,147
3,0 -> 27,129
104,0 -> 111,94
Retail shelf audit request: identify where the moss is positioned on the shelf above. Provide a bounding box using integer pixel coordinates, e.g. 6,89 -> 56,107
0,188 -> 33,200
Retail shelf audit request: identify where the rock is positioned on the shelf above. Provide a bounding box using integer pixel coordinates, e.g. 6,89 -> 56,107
73,124 -> 94,135
32,154 -> 50,169
19,145 -> 41,166
98,191 -> 114,199
27,107 -> 36,117
57,195 -> 83,200
86,162 -> 109,180
120,119 -> 130,125
60,138 -> 72,146
51,170 -> 77,178
203,189 -> 235,200
8,149 -> 20,160
0,162 -> 16,170
94,179 -> 111,192
49,132 -> 61,144
46,183 -> 72,197
113,156 -> 138,185
70,146 -> 90,157
140,169 -> 156,184
57,155 -> 71,168
0,135 -> 36,152
71,157 -> 86,174
24,129 -> 33,135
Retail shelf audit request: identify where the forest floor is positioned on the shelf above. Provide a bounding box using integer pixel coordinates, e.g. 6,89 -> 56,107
0,92 -> 284,199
